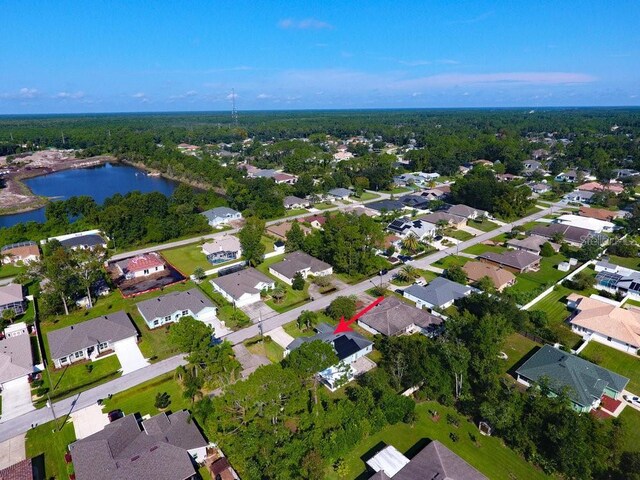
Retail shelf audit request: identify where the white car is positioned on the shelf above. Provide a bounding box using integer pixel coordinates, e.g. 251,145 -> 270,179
623,395 -> 640,406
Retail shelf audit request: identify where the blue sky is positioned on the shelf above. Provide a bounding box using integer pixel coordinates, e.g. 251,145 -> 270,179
1,0 -> 639,113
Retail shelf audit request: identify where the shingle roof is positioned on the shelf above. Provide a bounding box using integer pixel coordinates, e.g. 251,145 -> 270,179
367,200 -> 405,212
286,323 -> 372,361
419,211 -> 466,225
515,345 -> 629,408
201,207 -> 240,222
47,311 -> 137,360
328,188 -> 353,197
0,283 -> 24,306
506,236 -> 558,253
283,195 -> 307,206
479,250 -> 541,270
201,235 -> 241,255
123,253 -> 165,273
210,268 -> 274,301
0,333 -> 33,384
0,458 -> 33,480
462,261 -> 515,289
358,296 -> 442,336
69,411 -> 207,480
137,288 -> 215,322
394,440 -> 487,480
530,223 -> 596,245
447,204 -> 486,218
269,251 -> 331,280
404,277 -> 471,308
60,234 -> 106,248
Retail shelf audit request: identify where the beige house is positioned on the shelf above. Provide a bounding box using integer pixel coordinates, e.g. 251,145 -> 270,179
462,261 -> 516,292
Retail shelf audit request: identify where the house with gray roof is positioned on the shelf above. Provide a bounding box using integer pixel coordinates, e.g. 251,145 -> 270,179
0,283 -> 26,316
45,230 -> 108,250
268,251 -> 333,285
479,250 -> 541,273
367,440 -> 487,480
368,199 -> 406,213
0,323 -> 35,391
418,211 -> 467,228
283,195 -> 310,209
507,236 -> 559,255
137,288 -> 218,329
529,223 -> 603,247
357,296 -> 442,337
201,207 -> 242,227
515,345 -> 629,413
446,204 -> 487,220
327,188 -> 353,200
201,235 -> 242,264
47,311 -> 138,368
286,323 -> 373,391
69,410 -> 209,480
210,267 -> 275,307
403,277 -> 473,310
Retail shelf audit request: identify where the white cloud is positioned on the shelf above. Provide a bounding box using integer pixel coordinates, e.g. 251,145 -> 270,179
55,91 -> 85,99
132,92 -> 149,103
256,93 -> 272,99
278,18 -> 333,30
226,92 -> 238,100
0,87 -> 40,100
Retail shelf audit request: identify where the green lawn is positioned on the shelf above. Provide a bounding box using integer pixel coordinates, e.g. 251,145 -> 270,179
284,208 -> 309,217
381,186 -> 412,194
444,228 -> 474,241
509,255 -> 580,297
255,254 -> 311,313
26,420 -> 77,480
283,321 -> 316,338
356,191 -> 381,201
103,372 -> 191,416
391,268 -> 437,286
326,401 -> 549,480
527,285 -> 582,348
38,355 -> 122,406
580,342 -> 640,393
469,219 -> 500,232
0,262 -> 25,278
433,255 -> 471,270
618,407 -> 640,453
246,338 -> 284,363
608,255 -> 640,270
314,202 -> 336,210
161,244 -> 215,275
501,333 -> 541,374
462,243 -> 508,256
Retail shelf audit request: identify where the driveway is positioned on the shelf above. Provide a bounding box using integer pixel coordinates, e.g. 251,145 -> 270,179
70,404 -> 109,439
239,301 -> 278,323
198,311 -> 232,338
460,225 -> 483,236
113,338 -> 149,375
266,327 -> 294,350
232,344 -> 270,378
0,433 -> 25,469
0,377 -> 34,422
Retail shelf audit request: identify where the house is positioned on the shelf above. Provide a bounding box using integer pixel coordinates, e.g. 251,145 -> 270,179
302,214 -> 327,229
268,251 -> 333,285
578,181 -> 624,195
567,293 -> 640,354
286,323 -> 373,391
203,446 -> 240,480
393,173 -> 424,187
496,173 -> 521,182
327,188 -> 353,200
283,195 -> 309,209
47,311 -> 138,368
446,204 -> 488,220
418,211 -> 467,228
555,214 -> 616,233
68,411 -> 209,480
515,345 -> 629,413
357,296 -> 442,337
578,206 -> 618,221
266,221 -> 312,240
523,160 -> 544,176
506,236 -> 559,255
0,458 -> 38,480
366,440 -> 487,480
386,218 -> 436,240
45,230 -> 108,250
137,288 -> 218,329
367,199 -> 406,213
272,172 -> 297,185
201,235 -> 242,264
530,183 -> 551,194
420,188 -> 448,201
115,253 -> 165,279
1,241 -> 40,265
595,267 -> 640,299
343,205 -> 379,217
555,170 -> 579,182
403,277 -> 473,310
210,268 -> 275,307
462,261 -> 516,292
201,207 -> 242,227
479,250 -> 541,273
0,322 -> 34,392
398,194 -> 430,210
530,223 -> 603,247
564,190 -> 596,204
0,283 -> 26,316
613,168 -> 639,179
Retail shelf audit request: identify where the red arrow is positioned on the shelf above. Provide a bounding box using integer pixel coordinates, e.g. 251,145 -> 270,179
334,296 -> 386,334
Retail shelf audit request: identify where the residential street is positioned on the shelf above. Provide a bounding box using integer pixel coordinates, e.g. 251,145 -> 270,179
0,201 -> 560,442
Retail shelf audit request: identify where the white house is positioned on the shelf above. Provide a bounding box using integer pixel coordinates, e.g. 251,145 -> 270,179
564,190 -> 596,204
47,311 -> 139,368
555,214 -> 616,233
268,251 -> 333,285
283,196 -> 310,209
567,293 -> 640,355
44,229 -> 108,250
0,322 -> 35,393
210,268 -> 275,307
116,252 -> 165,279
201,207 -> 242,227
403,277 -> 473,310
201,235 -> 242,264
386,218 -> 437,240
136,288 -> 218,329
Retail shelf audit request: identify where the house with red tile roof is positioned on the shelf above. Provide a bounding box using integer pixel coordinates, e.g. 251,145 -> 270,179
116,253 -> 166,279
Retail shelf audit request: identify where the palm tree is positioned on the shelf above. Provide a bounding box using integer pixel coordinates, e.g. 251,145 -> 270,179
271,285 -> 286,304
396,265 -> 419,282
402,234 -> 420,254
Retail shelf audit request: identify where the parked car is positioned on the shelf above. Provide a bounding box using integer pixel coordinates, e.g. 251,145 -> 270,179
108,409 -> 124,422
379,269 -> 388,275
413,279 -> 426,286
624,395 -> 640,406
434,235 -> 443,241
395,288 -> 404,294
398,255 -> 412,263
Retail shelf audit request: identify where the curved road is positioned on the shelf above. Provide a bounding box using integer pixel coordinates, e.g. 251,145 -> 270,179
0,201 -> 561,442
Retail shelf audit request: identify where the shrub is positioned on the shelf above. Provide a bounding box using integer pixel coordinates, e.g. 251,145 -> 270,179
155,392 -> 171,409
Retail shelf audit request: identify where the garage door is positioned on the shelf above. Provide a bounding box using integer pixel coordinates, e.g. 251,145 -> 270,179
113,337 -> 149,375
1,376 -> 34,421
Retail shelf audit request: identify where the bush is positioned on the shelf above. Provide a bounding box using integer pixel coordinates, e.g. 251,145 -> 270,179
608,241 -> 638,258
35,386 -> 49,397
540,242 -> 556,257
326,296 -> 356,321
292,272 -> 305,291
155,392 -> 171,409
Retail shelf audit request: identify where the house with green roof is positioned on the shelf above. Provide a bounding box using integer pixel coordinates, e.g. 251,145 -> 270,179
515,345 -> 629,413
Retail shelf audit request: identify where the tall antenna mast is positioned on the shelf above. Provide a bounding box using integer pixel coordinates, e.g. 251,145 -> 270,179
231,88 -> 238,126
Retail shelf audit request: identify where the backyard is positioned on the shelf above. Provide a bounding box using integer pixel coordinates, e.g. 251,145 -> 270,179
325,401 -> 549,480
526,285 -> 583,348
501,332 -> 541,374
432,255 -> 471,270
580,342 -> 640,393
161,243 -> 218,275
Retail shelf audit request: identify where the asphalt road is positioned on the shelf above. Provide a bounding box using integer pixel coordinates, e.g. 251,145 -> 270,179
0,200 -> 560,441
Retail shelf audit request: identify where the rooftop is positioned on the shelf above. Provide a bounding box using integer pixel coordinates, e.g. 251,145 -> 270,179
462,261 -> 515,288
201,235 -> 241,255
269,251 -> 331,280
404,277 -> 472,308
0,333 -> 33,384
137,288 -> 215,322
479,250 -> 541,270
210,267 -> 273,301
0,283 -> 24,305
286,323 -> 372,361
358,296 -> 442,336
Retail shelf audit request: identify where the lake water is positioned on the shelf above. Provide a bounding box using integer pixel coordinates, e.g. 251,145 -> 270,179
0,163 -> 179,228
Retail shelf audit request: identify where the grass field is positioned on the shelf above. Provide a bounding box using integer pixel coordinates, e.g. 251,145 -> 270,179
580,342 -> 640,393
0,262 -> 25,278
326,401 -> 549,480
357,191 -> 381,201
444,228 -> 474,241
255,254 -> 311,313
608,255 -> 640,270
246,338 -> 284,363
527,285 -> 581,347
26,420 -> 76,480
381,186 -> 412,194
468,219 -> 500,232
284,208 -> 309,217
501,333 -> 541,374
161,244 -> 213,275
433,255 -> 471,270
463,243 -> 508,256
618,407 -> 640,453
508,255 -> 580,298
103,372 -> 191,416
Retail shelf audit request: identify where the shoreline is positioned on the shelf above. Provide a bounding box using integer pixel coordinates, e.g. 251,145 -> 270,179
119,158 -> 212,191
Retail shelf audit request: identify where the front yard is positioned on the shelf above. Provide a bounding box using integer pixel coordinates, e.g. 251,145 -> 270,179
26,420 -> 77,480
468,219 -> 500,232
580,342 -> 640,393
255,254 -> 311,313
463,243 -> 508,256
